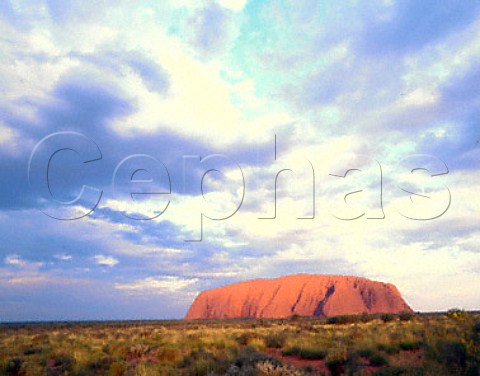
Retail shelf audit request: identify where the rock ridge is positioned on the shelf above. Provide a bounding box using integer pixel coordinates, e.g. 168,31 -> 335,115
185,274 -> 413,319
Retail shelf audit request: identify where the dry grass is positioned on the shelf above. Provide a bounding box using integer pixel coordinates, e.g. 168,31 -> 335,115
0,311 -> 478,375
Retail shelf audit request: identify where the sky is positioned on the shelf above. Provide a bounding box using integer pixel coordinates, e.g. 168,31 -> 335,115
1,0 -> 480,321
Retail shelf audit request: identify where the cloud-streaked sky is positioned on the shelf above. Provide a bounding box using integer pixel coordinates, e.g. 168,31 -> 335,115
1,0 -> 480,321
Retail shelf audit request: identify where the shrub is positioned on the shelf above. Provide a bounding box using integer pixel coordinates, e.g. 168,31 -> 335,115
360,312 -> 374,323
300,348 -> 327,360
327,315 -> 358,325
356,348 -> 374,358
236,332 -> 257,346
85,356 -> 112,373
399,312 -> 414,321
377,344 -> 400,355
178,350 -> 218,376
373,366 -> 423,376
472,322 -> 480,342
282,346 -> 300,356
264,332 -> 287,348
255,361 -> 303,376
53,354 -> 74,369
447,308 -> 472,321
289,314 -> 300,321
369,353 -> 389,367
326,358 -> 346,376
108,361 -> 128,376
381,314 -> 395,323
327,313 -> 375,325
23,347 -> 43,356
4,358 -> 23,375
440,341 -> 468,372
282,346 -> 327,360
399,341 -> 422,351
233,348 -> 283,371
303,364 -> 314,373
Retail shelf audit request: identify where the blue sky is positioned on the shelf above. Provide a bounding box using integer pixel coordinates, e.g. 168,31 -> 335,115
1,0 -> 480,321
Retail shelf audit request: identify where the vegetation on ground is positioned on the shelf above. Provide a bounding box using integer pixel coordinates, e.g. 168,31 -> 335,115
0,311 -> 479,375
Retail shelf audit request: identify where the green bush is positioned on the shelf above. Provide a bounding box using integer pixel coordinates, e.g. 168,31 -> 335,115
281,346 -> 300,356
373,366 -> 424,376
472,322 -> 480,342
4,358 -> 23,375
235,332 -> 252,346
369,353 -> 389,367
178,350 -> 219,376
356,348 -> 374,357
399,312 -> 414,321
326,358 -> 346,376
447,308 -> 471,320
378,343 -> 400,355
440,341 -> 467,372
264,332 -> 287,348
327,315 -> 358,325
303,364 -> 314,373
327,313 -> 375,325
23,347 -> 43,356
290,314 -> 300,321
360,312 -> 374,323
233,348 -> 282,371
282,346 -> 326,360
381,314 -> 395,323
108,361 -> 128,376
53,354 -> 74,371
85,356 -> 112,373
399,341 -> 422,351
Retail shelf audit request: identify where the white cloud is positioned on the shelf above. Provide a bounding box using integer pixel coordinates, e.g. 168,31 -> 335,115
54,253 -> 72,261
7,276 -> 51,285
4,254 -> 43,269
93,255 -> 119,267
217,0 -> 247,12
0,123 -> 24,156
114,276 -> 198,294
4,255 -> 27,267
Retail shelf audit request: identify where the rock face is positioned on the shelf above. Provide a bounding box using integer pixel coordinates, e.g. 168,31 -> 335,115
185,274 -> 412,319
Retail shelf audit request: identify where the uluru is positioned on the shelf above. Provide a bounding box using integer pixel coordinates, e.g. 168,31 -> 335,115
185,274 -> 413,320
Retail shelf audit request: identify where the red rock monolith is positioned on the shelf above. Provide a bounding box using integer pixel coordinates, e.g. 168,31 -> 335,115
185,274 -> 412,319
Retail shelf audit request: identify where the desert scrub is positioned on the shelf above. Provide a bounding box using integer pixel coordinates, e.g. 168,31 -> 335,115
0,313 -> 480,375
230,346 -> 283,374
281,346 -> 327,360
369,353 -> 389,366
327,313 -> 376,325
356,347 -> 374,358
377,343 -> 401,355
398,340 -> 422,351
255,360 -> 304,376
381,314 -> 395,323
2,358 -> 23,375
372,366 -> 424,376
264,331 -> 288,348
398,312 -> 415,322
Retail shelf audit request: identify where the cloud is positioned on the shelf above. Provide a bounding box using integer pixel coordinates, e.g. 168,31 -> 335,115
123,53 -> 170,95
217,0 -> 247,12
189,3 -> 233,56
4,254 -> 28,267
4,254 -> 43,269
54,253 -> 72,261
361,1 -> 480,55
114,276 -> 198,295
93,255 -> 119,267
